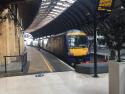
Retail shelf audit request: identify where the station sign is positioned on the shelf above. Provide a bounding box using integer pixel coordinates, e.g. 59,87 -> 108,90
98,0 -> 112,11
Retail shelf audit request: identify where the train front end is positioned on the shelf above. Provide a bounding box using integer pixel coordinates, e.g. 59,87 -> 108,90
66,31 -> 90,66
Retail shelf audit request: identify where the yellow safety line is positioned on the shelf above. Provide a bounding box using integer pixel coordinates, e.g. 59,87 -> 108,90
40,53 -> 53,72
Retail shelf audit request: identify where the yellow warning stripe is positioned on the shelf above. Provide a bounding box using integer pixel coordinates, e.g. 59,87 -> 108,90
40,53 -> 53,72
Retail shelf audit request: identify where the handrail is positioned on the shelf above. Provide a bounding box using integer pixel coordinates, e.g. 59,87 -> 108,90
3,52 -> 27,73
4,55 -> 21,57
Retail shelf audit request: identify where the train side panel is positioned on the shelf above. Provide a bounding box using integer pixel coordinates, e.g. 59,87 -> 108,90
46,34 -> 67,57
42,38 -> 48,50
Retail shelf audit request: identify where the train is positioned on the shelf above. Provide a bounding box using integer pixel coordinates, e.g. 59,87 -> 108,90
32,29 -> 90,66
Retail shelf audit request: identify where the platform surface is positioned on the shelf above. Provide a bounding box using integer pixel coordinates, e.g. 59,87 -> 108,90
27,46 -> 51,73
26,46 -> 74,74
0,71 -> 108,94
76,63 -> 108,74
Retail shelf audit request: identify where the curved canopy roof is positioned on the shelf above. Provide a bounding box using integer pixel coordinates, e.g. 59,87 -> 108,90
29,0 -> 105,37
25,0 -> 77,32
1,0 -> 122,38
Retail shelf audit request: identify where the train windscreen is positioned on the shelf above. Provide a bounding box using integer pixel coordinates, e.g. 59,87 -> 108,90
67,35 -> 88,48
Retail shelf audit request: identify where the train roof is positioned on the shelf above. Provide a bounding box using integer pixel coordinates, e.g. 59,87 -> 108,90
51,29 -> 86,37
66,29 -> 86,36
41,29 -> 87,39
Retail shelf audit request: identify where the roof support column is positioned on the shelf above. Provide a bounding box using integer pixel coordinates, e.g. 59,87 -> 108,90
93,0 -> 99,77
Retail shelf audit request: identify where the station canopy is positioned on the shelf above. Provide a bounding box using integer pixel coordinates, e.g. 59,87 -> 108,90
1,0 -> 122,38
25,0 -> 77,33
22,0 -> 117,37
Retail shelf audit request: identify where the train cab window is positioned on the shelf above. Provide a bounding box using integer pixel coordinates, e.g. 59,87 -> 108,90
67,36 -> 88,48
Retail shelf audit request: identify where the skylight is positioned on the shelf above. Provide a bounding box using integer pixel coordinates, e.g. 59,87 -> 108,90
26,0 -> 76,32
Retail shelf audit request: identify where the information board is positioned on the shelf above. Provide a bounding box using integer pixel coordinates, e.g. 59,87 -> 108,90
98,0 -> 112,11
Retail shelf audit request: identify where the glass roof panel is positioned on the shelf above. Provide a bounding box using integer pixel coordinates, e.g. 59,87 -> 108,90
25,0 -> 76,32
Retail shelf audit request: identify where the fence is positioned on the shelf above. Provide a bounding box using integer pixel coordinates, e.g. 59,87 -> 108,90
3,52 -> 27,73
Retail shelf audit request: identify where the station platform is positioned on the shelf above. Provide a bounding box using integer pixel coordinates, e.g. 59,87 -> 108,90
26,46 -> 74,74
0,46 -> 110,94
0,46 -> 109,94
0,71 -> 108,94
